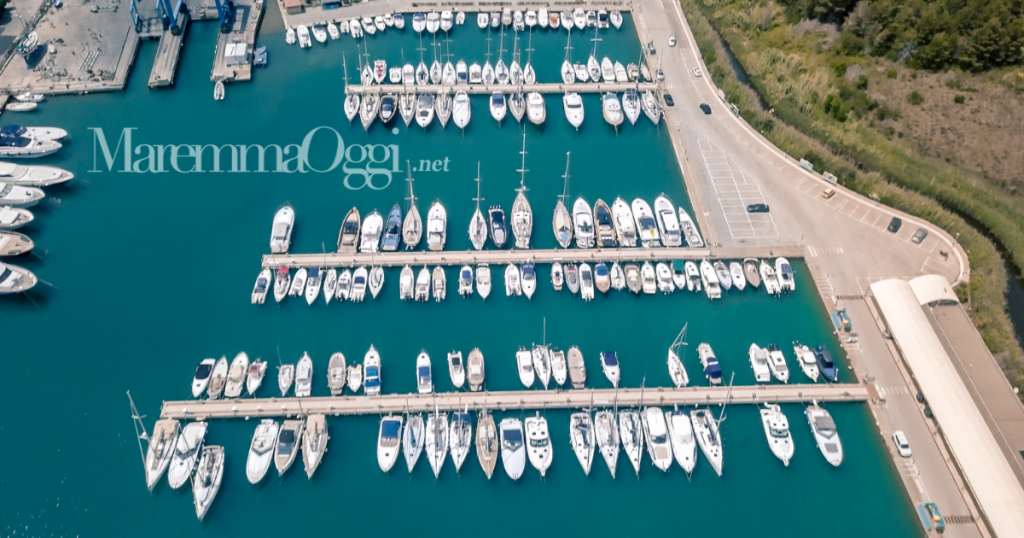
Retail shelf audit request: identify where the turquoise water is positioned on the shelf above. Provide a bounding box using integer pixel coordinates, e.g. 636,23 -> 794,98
1,10 -> 921,537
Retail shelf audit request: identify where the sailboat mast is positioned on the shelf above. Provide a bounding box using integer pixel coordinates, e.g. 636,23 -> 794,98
405,160 -> 416,211
517,130 -> 528,192
561,152 -> 571,203
474,162 -> 483,211
128,391 -> 149,472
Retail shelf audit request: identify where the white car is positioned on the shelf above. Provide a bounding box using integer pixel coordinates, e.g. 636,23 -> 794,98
692,68 -> 703,78
892,430 -> 912,457
656,69 -> 665,81
668,34 -> 677,47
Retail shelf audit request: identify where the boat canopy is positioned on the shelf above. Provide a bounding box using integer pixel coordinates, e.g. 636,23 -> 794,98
381,420 -> 401,438
0,125 -> 26,137
602,352 -> 618,365
673,259 -> 686,272
705,363 -> 722,378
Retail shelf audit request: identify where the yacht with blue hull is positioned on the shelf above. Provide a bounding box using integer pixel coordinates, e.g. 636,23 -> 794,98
381,204 -> 403,251
815,346 -> 838,382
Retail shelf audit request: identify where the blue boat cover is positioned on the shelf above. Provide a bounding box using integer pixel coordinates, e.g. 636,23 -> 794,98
381,420 -> 401,438
705,363 -> 722,378
418,366 -> 431,376
602,352 -> 618,365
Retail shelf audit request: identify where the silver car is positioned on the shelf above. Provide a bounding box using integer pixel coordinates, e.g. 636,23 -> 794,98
892,430 -> 912,457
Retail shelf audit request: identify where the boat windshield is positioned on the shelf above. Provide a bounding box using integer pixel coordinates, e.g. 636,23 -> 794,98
418,366 -> 431,378
529,437 -> 549,448
602,352 -> 618,366
278,430 -> 296,446
195,364 -> 212,379
503,429 -> 523,448
381,420 -> 401,439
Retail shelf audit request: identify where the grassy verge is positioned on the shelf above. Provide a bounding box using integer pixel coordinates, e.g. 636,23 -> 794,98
678,0 -> 1024,397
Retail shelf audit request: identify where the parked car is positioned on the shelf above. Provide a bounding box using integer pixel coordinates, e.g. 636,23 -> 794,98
911,227 -> 928,244
668,34 -> 677,47
699,103 -> 712,114
656,68 -> 665,81
887,217 -> 902,233
892,431 -> 912,457
692,67 -> 702,77
821,187 -> 836,199
646,41 -> 657,55
663,94 -> 674,107
747,203 -> 770,213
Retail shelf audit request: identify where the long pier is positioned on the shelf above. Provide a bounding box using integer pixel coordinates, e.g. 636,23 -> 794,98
345,82 -> 658,95
161,384 -> 868,419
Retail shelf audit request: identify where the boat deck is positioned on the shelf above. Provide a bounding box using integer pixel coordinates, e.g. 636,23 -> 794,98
161,383 -> 868,419
345,82 -> 659,95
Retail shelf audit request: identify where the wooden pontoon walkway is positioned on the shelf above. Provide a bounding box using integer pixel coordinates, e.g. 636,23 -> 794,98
161,384 -> 869,420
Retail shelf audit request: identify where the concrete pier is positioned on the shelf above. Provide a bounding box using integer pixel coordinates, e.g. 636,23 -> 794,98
161,383 -> 869,419
210,0 -> 266,83
148,15 -> 190,89
346,82 -> 658,95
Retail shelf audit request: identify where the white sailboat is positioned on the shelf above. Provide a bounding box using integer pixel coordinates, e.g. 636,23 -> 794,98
570,412 -> 596,475
595,410 -> 619,478
144,419 -> 179,490
618,410 -> 643,475
302,414 -> 329,478
426,409 -> 449,478
665,406 -> 698,475
667,323 -> 690,387
193,446 -> 224,520
512,133 -> 533,249
691,408 -> 723,476
449,409 -> 473,472
470,164 -> 487,250
477,410 -> 498,478
553,152 -> 574,248
404,414 -> 425,472
167,422 -> 207,489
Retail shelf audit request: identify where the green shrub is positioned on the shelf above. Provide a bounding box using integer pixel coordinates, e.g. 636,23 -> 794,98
908,91 -> 925,105
886,69 -> 898,79
954,94 -> 966,103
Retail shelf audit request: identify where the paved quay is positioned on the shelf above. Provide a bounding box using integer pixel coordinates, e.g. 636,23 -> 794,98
161,383 -> 869,419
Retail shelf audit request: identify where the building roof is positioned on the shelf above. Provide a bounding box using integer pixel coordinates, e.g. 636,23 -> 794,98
909,274 -> 959,306
871,278 -> 1024,537
282,0 -> 302,7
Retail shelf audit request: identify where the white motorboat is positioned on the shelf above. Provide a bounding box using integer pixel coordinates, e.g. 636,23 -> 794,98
715,261 -> 733,290
526,92 -> 546,125
524,9 -> 537,27
336,269 -> 352,301
467,348 -> 485,391
144,419 -> 179,490
573,8 -> 587,29
550,348 -> 568,386
618,410 -> 643,475
394,13 -> 405,29
594,410 -> 619,477
477,12 -> 489,28
610,262 -> 625,290
512,10 -> 524,30
415,266 -> 430,301
476,263 -> 492,299
278,363 -> 294,396
761,259 -> 782,294
641,261 -> 657,294
761,404 -> 794,466
380,94 -> 397,124
455,60 -> 467,84
642,90 -> 663,124
612,198 -> 637,247
615,61 -> 629,84
350,19 -> 362,38
698,342 -> 724,385
441,11 -> 454,31
565,264 -> 579,294
579,262 -> 595,301
302,414 -> 329,478
551,261 -> 564,290
0,162 -> 73,186
766,344 -> 790,382
508,92 -> 525,122
592,262 -> 611,293
311,24 -> 327,43
665,407 -> 697,475
793,343 -> 820,382
572,197 -> 594,248
700,259 -> 722,299
246,419 -> 278,484
641,407 -> 673,472
322,269 -> 337,305
532,344 -> 551,388
569,412 -> 596,475
600,351 -> 620,388
416,350 -> 433,394
377,415 -> 403,472
432,266 -> 446,301
477,410 -> 498,478
286,28 -> 296,44
346,364 -> 363,393
224,352 -> 249,398
656,262 -> 675,294
0,131 -> 59,158
273,419 -> 301,475
749,344 -> 772,383
776,257 -> 796,291
168,422 -> 207,489
610,10 -> 623,28
297,25 -> 311,48
449,410 -> 473,472
360,210 -> 383,253
426,12 -> 441,33
631,198 -> 660,247
304,267 -> 322,305
269,204 -> 294,254
453,91 -> 471,130
404,414 -> 425,471
426,201 -> 447,251
441,350 -> 464,389
435,91 -> 452,127
489,92 -> 507,122
426,410 -> 449,477
415,93 -> 436,128
193,445 -> 224,520
567,346 -> 586,389
327,22 -> 340,39
515,347 -> 535,388
671,262 -> 688,290
459,265 -> 474,297
525,414 -> 553,476
500,417 -> 526,480
654,195 -> 682,246
563,92 -> 584,129
593,199 -> 617,247
744,258 -> 761,289
806,402 -> 842,466
288,268 -> 307,297
520,260 -> 538,299
246,359 -> 267,396
685,261 -> 701,292
295,352 -> 313,397
192,358 -> 216,395
327,353 -> 346,396
250,269 -> 271,305
730,261 -> 747,291
338,207 -> 361,253
206,356 -> 228,399
504,264 -> 521,296
364,345 -> 382,395
691,408 -> 723,476
412,12 -> 426,32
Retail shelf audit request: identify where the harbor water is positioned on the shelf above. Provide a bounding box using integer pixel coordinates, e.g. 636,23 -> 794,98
1,10 -> 921,536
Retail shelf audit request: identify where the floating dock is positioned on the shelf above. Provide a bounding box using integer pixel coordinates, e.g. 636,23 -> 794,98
346,82 -> 659,95
161,384 -> 868,419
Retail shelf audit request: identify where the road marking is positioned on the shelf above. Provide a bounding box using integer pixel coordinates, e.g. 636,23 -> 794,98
696,141 -> 779,240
